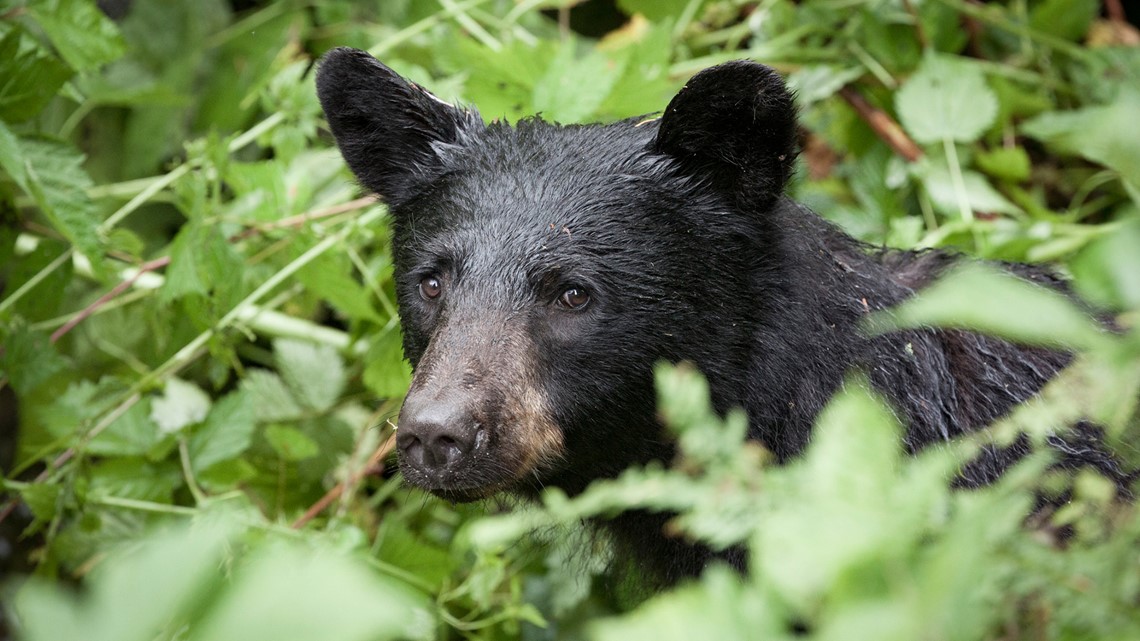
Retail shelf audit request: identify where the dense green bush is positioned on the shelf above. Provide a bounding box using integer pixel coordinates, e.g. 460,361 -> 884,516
1,0 -> 1138,639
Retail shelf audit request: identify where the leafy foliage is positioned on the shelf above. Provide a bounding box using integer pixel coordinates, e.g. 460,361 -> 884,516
1,0 -> 1138,640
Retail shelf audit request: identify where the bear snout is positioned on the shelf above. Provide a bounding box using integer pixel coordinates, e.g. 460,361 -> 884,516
397,397 -> 485,473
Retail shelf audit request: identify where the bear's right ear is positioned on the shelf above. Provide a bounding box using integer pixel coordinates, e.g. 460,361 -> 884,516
652,60 -> 798,207
316,48 -> 480,206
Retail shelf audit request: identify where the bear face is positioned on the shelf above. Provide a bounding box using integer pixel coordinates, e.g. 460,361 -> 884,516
317,49 -> 800,501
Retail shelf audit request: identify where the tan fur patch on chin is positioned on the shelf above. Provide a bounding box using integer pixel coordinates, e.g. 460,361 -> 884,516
508,386 -> 566,478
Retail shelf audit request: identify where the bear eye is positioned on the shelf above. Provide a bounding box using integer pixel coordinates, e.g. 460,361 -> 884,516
419,275 -> 442,301
557,287 -> 590,310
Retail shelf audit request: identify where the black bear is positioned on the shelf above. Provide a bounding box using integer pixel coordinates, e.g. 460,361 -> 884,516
316,48 -> 1125,583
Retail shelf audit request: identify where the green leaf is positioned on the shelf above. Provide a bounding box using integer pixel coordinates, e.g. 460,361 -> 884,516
0,27 -> 73,122
87,457 -> 181,502
295,251 -> 384,324
17,482 -> 62,523
1029,0 -> 1098,42
921,164 -> 1022,217
1021,87 -> 1140,198
1,324 -> 67,395
896,55 -> 998,144
362,329 -> 411,400
160,221 -> 244,304
786,65 -> 864,107
149,378 -> 211,434
0,123 -> 105,271
868,263 -> 1110,351
188,390 -> 256,474
188,542 -> 433,641
274,338 -> 346,413
88,399 -> 164,457
1070,216 -> 1140,311
532,40 -> 627,124
13,519 -> 233,641
27,0 -> 127,72
264,424 -> 319,462
591,567 -> 778,640
974,146 -> 1031,183
241,370 -> 303,422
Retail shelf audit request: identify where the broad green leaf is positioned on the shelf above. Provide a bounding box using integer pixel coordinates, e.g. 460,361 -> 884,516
87,398 -> 163,457
17,482 -> 62,523
241,370 -> 303,422
274,338 -> 346,413
1021,87 -> 1140,198
869,263 -> 1110,351
27,0 -> 127,72
14,519 -> 233,641
189,543 -> 433,641
532,40 -> 627,124
149,378 -> 211,434
86,457 -> 181,502
896,55 -> 998,144
295,251 -> 383,323
362,329 -> 411,399
786,65 -> 864,107
188,390 -> 256,474
160,221 -> 244,305
0,324 -> 66,395
591,567 -> 777,640
264,424 -> 319,462
1070,216 -> 1140,311
0,28 -> 73,122
1029,0 -> 1098,42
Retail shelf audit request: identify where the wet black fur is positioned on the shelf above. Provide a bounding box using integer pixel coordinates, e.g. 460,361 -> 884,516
317,49 -> 1128,584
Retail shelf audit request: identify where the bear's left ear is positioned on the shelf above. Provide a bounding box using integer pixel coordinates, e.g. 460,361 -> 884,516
652,60 -> 798,206
316,47 -> 481,206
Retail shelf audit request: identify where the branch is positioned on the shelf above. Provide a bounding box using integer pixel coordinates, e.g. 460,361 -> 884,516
50,257 -> 170,343
291,434 -> 396,529
839,85 -> 925,163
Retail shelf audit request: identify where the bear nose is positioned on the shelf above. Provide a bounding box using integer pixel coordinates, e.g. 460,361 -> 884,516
397,401 -> 479,471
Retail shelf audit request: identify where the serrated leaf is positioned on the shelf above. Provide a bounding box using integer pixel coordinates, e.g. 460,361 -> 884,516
150,378 -> 211,434
0,27 -> 73,122
786,65 -> 864,107
868,263 -> 1110,351
295,252 -> 383,323
161,221 -> 244,304
274,339 -> 346,412
188,390 -> 256,473
264,424 -> 319,462
896,55 -> 997,144
17,482 -> 62,523
0,123 -> 105,272
87,457 -> 181,502
27,0 -> 127,72
1,324 -> 67,395
88,398 -> 163,457
241,370 -> 303,422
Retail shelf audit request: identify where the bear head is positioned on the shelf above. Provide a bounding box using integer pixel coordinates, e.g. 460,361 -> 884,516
316,48 -> 798,501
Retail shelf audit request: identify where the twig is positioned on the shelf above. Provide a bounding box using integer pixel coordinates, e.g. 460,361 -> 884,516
49,257 -> 171,343
1105,0 -> 1124,23
228,196 -> 377,242
291,433 -> 396,529
838,85 -> 924,163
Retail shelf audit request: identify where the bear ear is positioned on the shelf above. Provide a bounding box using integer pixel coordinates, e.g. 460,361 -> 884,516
316,47 -> 480,206
652,60 -> 798,206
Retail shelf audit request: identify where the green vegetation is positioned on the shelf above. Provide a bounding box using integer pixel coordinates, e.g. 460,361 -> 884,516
1,0 -> 1138,639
